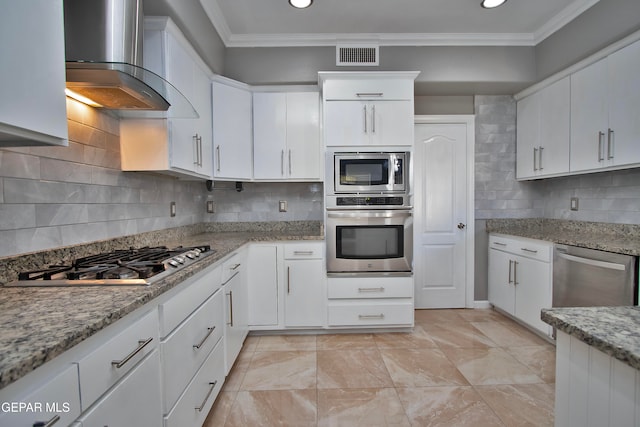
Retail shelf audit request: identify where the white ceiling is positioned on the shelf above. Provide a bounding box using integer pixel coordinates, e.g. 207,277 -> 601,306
199,0 -> 601,47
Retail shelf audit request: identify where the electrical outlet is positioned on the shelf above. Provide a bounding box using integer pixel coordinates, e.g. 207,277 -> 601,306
570,197 -> 579,211
170,201 -> 176,217
206,200 -> 215,213
279,200 -> 288,212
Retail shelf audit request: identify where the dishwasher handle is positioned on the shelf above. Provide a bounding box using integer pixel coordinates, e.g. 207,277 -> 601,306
557,252 -> 626,271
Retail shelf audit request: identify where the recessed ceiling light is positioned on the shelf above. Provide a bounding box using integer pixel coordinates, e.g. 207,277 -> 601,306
481,0 -> 507,8
289,0 -> 313,9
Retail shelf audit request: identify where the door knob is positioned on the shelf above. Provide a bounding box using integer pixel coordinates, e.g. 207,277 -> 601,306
457,223 -> 466,230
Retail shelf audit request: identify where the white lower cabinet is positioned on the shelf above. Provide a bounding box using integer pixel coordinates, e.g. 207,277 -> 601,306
164,340 -> 225,427
284,243 -> 325,327
223,251 -> 249,374
0,364 -> 80,427
161,290 -> 223,412
76,350 -> 163,427
488,234 -> 552,336
327,275 -> 414,328
247,244 -> 279,327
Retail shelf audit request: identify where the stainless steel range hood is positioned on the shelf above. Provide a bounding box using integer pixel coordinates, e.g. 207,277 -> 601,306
64,0 -> 196,118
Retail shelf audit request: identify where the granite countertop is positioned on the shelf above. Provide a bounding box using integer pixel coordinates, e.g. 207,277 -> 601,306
0,224 -> 323,390
486,218 -> 640,256
542,306 -> 640,370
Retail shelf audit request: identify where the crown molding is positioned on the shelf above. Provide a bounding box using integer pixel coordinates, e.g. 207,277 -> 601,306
225,32 -> 536,48
533,0 -> 601,44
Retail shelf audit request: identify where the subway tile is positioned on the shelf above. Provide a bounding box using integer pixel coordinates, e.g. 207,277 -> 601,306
0,205 -> 36,230
15,227 -> 63,255
36,204 -> 88,227
40,158 -> 92,184
0,151 -> 41,179
0,230 -> 17,257
4,179 -> 86,204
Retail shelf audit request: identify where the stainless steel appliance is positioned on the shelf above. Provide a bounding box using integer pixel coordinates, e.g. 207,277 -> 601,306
553,245 -> 638,307
326,208 -> 413,274
5,245 -> 213,287
331,152 -> 408,194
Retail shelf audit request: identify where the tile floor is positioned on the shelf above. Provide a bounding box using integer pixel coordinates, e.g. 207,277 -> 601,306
203,309 -> 556,426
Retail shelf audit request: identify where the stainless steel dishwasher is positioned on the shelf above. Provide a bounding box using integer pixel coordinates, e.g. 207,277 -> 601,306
553,245 -> 638,307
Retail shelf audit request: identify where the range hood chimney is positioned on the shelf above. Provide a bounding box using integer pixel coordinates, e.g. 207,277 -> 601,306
64,0 -> 196,117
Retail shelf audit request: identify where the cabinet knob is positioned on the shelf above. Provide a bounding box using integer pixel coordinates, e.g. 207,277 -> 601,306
457,223 -> 466,230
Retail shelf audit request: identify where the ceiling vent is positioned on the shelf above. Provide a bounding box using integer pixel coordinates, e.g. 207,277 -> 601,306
336,44 -> 379,66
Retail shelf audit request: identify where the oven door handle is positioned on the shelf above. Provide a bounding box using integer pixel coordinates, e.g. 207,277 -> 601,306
327,210 -> 412,219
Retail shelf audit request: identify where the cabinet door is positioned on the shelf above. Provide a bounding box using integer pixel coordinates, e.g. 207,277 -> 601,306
488,248 -> 515,315
369,100 -> 414,146
324,101 -> 370,146
253,92 -> 287,179
514,256 -> 551,335
571,58 -> 610,172
77,351 -> 163,427
223,267 -> 248,374
539,77 -> 571,176
286,92 -> 321,180
516,93 -> 539,179
212,81 -> 253,180
0,0 -> 68,147
247,244 -> 279,327
608,39 -> 640,167
285,259 -> 324,327
192,64 -> 213,177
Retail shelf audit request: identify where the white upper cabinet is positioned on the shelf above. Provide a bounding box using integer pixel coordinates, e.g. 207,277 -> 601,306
120,17 -> 213,180
0,0 -> 68,147
212,79 -> 254,180
516,77 -> 570,180
571,38 -> 640,172
253,91 -> 321,180
319,72 -> 419,147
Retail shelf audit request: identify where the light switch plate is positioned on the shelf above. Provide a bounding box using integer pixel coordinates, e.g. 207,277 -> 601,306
279,200 -> 288,212
170,201 -> 176,217
570,197 -> 579,211
206,200 -> 215,213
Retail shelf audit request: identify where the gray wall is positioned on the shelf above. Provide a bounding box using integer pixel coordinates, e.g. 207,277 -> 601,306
535,0 -> 640,80
0,100 -> 208,257
224,46 -> 537,95
207,181 -> 323,223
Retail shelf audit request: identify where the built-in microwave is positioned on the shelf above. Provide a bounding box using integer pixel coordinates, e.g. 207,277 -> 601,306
332,152 -> 407,194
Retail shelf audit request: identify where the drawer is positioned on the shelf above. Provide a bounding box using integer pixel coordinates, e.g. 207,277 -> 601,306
323,79 -> 414,100
489,234 -> 552,263
327,300 -> 414,326
221,252 -> 244,284
162,290 -> 224,412
77,309 -> 159,410
159,263 -> 222,337
77,350 -> 162,427
164,340 -> 225,427
327,276 -> 413,299
0,364 -> 81,427
284,242 -> 324,259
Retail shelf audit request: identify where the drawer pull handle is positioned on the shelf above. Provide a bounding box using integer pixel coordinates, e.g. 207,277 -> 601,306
493,242 -> 507,246
227,291 -> 234,326
358,287 -> 385,293
111,337 -> 153,369
33,415 -> 60,427
195,381 -> 218,412
521,248 -> 538,254
358,314 -> 385,320
356,92 -> 383,97
293,251 -> 314,255
230,263 -> 241,271
193,326 -> 216,350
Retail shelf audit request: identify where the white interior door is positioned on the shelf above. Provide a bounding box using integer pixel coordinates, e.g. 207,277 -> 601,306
414,120 -> 473,308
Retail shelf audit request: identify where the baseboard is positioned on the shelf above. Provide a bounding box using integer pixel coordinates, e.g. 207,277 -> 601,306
473,300 -> 491,309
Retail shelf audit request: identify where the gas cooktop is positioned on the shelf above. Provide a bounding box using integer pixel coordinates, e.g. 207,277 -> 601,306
5,245 -> 213,287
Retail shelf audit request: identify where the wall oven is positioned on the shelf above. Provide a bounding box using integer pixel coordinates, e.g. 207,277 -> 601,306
332,152 -> 408,194
326,208 -> 413,274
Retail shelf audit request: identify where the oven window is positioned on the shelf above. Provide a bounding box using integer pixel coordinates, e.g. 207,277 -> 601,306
336,225 -> 403,259
340,159 -> 389,186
